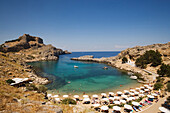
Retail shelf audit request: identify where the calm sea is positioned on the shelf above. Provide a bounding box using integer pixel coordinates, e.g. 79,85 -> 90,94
28,51 -> 140,95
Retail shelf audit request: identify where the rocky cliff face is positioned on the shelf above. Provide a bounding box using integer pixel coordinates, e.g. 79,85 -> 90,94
116,42 -> 170,65
0,34 -> 70,62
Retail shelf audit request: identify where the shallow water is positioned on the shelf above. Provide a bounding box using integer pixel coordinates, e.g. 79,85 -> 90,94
28,51 -> 140,95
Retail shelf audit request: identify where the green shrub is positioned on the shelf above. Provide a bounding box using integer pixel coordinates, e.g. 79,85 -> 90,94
135,50 -> 162,69
154,82 -> 163,90
156,77 -> 164,83
122,57 -> 128,64
118,104 -> 124,107
108,105 -> 114,108
62,98 -> 76,105
37,85 -> 47,93
167,82 -> 170,92
157,64 -> 170,77
6,79 -> 15,84
135,97 -> 143,102
26,84 -> 38,91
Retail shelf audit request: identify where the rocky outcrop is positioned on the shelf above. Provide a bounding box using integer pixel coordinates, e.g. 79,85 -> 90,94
117,42 -> 170,64
71,42 -> 170,83
1,34 -> 44,52
0,34 -> 71,62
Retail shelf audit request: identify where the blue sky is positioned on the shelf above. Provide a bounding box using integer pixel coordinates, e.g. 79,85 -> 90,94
0,0 -> 170,51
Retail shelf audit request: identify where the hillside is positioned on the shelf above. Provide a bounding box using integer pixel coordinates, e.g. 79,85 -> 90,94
0,34 -> 72,112
0,34 -> 70,62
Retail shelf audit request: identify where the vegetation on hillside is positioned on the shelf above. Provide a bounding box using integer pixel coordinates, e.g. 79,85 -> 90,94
61,98 -> 76,105
122,57 -> 128,64
167,81 -> 170,92
154,82 -> 164,90
135,50 -> 162,68
157,64 -> 170,77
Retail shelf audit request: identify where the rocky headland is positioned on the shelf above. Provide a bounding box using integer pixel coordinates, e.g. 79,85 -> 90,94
71,42 -> 170,83
0,34 -> 71,62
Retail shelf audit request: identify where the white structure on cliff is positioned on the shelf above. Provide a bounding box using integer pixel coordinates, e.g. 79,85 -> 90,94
126,60 -> 136,67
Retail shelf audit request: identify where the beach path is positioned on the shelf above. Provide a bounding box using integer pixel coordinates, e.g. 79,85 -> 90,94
139,93 -> 169,113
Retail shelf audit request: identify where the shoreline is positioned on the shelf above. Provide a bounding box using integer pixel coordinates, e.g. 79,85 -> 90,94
71,55 -> 157,84
47,81 -> 143,98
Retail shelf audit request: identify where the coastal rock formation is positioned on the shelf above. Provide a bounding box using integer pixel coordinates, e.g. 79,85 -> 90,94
71,42 -> 170,83
1,34 -> 44,52
0,34 -> 71,62
117,42 -> 170,65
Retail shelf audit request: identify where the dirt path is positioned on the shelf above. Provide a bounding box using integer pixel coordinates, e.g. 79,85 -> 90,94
139,94 -> 169,113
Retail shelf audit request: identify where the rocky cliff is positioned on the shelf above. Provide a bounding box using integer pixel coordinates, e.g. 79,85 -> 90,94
0,34 -> 70,62
116,42 -> 170,65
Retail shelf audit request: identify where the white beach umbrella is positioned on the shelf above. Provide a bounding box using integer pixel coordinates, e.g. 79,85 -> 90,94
114,101 -> 120,105
130,89 -> 135,92
129,97 -> 135,100
159,107 -> 170,113
109,97 -> 115,100
152,93 -> 158,96
109,92 -> 114,95
140,87 -> 144,89
148,86 -> 153,90
120,99 -> 126,104
147,95 -> 151,98
132,101 -> 140,106
93,104 -> 100,108
136,88 -> 140,91
101,98 -> 109,102
124,90 -> 129,93
92,94 -> 99,98
117,91 -> 122,95
150,95 -> 154,98
113,106 -> 121,111
130,92 -> 135,96
83,95 -> 89,98
63,95 -> 68,98
55,98 -> 60,101
126,97 -> 132,102
121,95 -> 128,98
113,96 -> 120,100
74,95 -> 79,98
144,84 -> 149,88
139,94 -> 145,97
124,104 -> 133,110
47,94 -> 52,97
101,93 -> 107,96
135,96 -> 139,99
140,90 -> 144,93
101,106 -> 109,110
144,89 -> 149,92
83,98 -> 90,102
134,91 -> 139,95
53,95 -> 59,98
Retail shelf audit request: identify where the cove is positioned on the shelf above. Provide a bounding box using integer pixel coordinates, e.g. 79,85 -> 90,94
28,52 -> 140,95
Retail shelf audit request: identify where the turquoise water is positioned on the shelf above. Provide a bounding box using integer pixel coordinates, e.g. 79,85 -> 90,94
28,52 -> 140,95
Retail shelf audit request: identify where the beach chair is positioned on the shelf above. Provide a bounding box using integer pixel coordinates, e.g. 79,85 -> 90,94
132,106 -> 138,112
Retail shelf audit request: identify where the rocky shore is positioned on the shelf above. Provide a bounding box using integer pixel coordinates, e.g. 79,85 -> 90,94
71,42 -> 170,83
